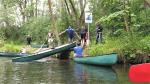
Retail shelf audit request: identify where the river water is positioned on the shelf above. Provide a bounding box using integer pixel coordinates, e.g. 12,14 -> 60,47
0,57 -> 149,84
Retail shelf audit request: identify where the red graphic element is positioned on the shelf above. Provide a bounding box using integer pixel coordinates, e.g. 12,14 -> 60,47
129,63 -> 150,83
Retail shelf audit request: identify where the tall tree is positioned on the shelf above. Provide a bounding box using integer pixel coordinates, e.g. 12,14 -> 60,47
63,0 -> 87,29
48,0 -> 60,45
123,0 -> 130,32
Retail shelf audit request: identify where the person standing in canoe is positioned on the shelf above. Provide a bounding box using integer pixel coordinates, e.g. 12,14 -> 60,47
20,47 -> 28,56
80,26 -> 88,46
74,42 -> 83,58
26,34 -> 32,45
59,26 -> 79,43
47,31 -> 54,49
96,23 -> 103,44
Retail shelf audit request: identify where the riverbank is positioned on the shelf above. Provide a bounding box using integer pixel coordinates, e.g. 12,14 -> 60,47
87,34 -> 150,64
0,39 -> 149,64
0,42 -> 37,54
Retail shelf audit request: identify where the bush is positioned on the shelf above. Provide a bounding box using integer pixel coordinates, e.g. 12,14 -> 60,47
89,37 -> 123,56
88,33 -> 150,63
0,40 -> 4,47
0,43 -> 21,53
20,16 -> 51,43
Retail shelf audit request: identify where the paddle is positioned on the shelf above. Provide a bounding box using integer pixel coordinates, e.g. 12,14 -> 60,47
128,63 -> 150,83
33,38 -> 48,54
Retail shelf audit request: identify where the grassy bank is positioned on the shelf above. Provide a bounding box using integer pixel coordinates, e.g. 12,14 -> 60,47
0,34 -> 149,64
88,34 -> 150,64
0,41 -> 36,54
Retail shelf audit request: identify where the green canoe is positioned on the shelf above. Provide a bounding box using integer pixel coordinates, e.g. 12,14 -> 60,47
74,53 -> 117,66
0,52 -> 28,57
12,42 -> 76,62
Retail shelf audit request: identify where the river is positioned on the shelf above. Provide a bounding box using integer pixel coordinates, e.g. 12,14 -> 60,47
0,57 -> 149,84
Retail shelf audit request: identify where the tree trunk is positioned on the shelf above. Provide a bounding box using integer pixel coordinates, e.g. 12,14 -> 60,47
64,0 -> 71,16
79,0 -> 87,26
3,2 -> 10,27
35,0 -> 38,17
48,0 -> 60,45
30,0 -> 34,17
123,0 -> 130,32
18,0 -> 27,23
144,0 -> 150,7
68,0 -> 80,29
42,1 -> 45,16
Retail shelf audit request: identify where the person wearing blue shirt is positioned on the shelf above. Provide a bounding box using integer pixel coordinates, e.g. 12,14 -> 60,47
74,42 -> 83,58
59,26 -> 80,43
66,26 -> 75,42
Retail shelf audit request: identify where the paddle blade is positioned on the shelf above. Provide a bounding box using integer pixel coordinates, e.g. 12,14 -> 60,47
129,63 -> 150,83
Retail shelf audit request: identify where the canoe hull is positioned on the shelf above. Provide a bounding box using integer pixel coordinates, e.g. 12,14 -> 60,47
0,52 -> 27,57
74,53 -> 117,66
12,43 -> 76,62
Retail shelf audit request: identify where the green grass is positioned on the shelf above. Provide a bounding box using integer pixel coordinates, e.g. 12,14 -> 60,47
0,43 -> 22,53
0,41 -> 37,53
88,34 -> 150,63
88,38 -> 124,56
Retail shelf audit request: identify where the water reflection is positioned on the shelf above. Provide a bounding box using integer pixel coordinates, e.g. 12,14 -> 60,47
1,62 -> 51,84
74,63 -> 117,84
0,59 -> 118,84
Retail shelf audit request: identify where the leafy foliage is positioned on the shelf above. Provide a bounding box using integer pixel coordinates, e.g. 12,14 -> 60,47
20,16 -> 51,43
0,0 -> 149,63
0,43 -> 21,53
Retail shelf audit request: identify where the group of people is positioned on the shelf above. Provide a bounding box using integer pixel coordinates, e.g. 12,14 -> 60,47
59,23 -> 103,46
59,25 -> 88,46
59,23 -> 103,58
22,23 -> 103,58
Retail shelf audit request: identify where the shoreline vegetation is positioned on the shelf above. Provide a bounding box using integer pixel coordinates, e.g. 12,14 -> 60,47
0,0 -> 149,64
0,35 -> 149,64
